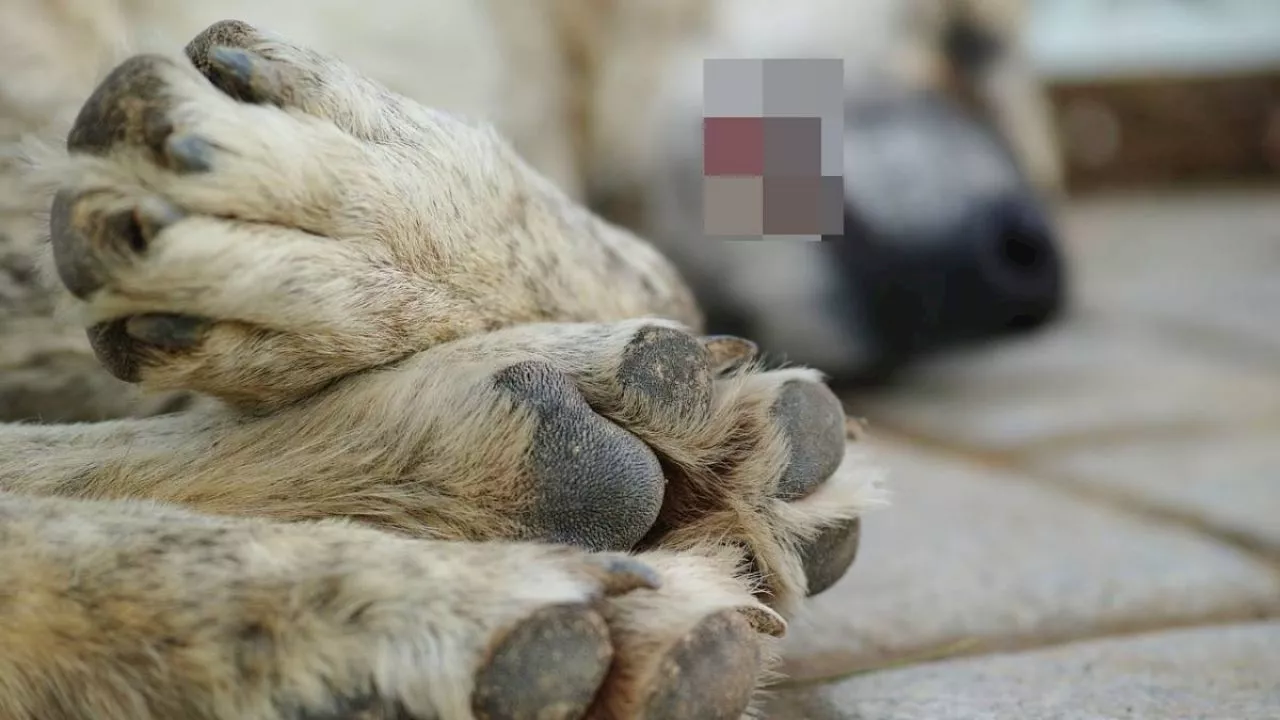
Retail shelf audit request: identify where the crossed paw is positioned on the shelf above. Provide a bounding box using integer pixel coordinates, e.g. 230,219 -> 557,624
36,20 -> 881,719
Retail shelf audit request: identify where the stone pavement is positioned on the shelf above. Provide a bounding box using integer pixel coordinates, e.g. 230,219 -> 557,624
768,190 -> 1280,719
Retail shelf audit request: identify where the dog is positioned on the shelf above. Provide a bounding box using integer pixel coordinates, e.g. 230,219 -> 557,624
0,0 -> 1065,421
0,14 -> 886,718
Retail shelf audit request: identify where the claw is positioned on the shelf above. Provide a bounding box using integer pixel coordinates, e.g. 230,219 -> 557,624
736,603 -> 788,637
207,46 -> 280,104
164,134 -> 214,173
131,198 -> 185,250
124,314 -> 209,350
588,554 -> 662,595
701,335 -> 758,373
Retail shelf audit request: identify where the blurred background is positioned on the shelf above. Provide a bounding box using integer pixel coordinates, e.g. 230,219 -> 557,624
770,2 -> 1280,717
0,1 -> 1276,714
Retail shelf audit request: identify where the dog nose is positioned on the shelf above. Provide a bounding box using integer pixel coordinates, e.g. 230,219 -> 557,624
834,189 -> 1066,371
969,192 -> 1065,333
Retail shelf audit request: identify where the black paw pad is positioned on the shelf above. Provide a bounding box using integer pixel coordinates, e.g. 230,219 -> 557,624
639,609 -> 760,720
494,361 -> 665,552
49,193 -> 181,299
86,320 -> 140,382
67,55 -> 180,160
49,190 -> 109,299
473,604 -> 611,720
772,380 -> 847,500
799,517 -> 862,597
615,326 -> 714,423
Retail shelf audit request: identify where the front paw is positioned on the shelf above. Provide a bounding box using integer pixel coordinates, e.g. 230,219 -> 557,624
2,496 -> 777,719
48,46 -> 485,407
544,321 -> 883,612
48,21 -> 693,409
385,320 -> 883,614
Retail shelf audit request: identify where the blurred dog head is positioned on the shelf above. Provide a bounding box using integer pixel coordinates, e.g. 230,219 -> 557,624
580,0 -> 1068,382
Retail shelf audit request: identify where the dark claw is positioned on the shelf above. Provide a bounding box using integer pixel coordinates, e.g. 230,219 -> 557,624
164,134 -> 214,173
590,555 -> 663,595
209,46 -> 254,87
124,314 -> 209,350
205,46 -> 281,104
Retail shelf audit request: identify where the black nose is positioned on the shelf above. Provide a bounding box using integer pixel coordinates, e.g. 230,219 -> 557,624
972,194 -> 1065,333
833,192 -> 1067,372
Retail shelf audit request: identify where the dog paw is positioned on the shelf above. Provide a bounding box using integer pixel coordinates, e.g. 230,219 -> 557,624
6,499 -> 777,719
48,21 -> 693,408
385,320 -> 882,613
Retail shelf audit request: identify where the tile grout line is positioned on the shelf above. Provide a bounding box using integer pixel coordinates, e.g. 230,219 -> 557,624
972,411 -> 1280,457
860,421 -> 1280,574
776,610 -> 1280,691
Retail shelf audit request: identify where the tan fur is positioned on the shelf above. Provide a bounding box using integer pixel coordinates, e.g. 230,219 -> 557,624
0,18 -> 887,719
0,0 -> 1059,421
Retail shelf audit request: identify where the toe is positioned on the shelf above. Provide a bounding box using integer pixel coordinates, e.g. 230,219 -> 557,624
123,314 -> 210,350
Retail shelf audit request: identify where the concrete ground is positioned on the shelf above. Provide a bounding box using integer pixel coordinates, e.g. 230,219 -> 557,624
767,189 -> 1280,719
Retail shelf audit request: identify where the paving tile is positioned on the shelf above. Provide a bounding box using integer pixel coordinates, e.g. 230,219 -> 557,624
850,190 -> 1280,452
778,439 -> 1280,682
851,315 -> 1280,452
1031,426 -> 1280,554
1062,190 -> 1280,356
766,622 -> 1280,720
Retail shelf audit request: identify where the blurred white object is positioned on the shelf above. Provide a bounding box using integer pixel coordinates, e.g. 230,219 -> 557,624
1028,0 -> 1280,79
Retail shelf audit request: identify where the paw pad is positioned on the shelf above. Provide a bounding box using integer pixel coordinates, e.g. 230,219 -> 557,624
772,380 -> 847,500
799,517 -> 862,596
638,609 -> 761,720
473,603 -> 612,720
616,326 -> 714,424
49,192 -> 181,299
494,361 -> 665,552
